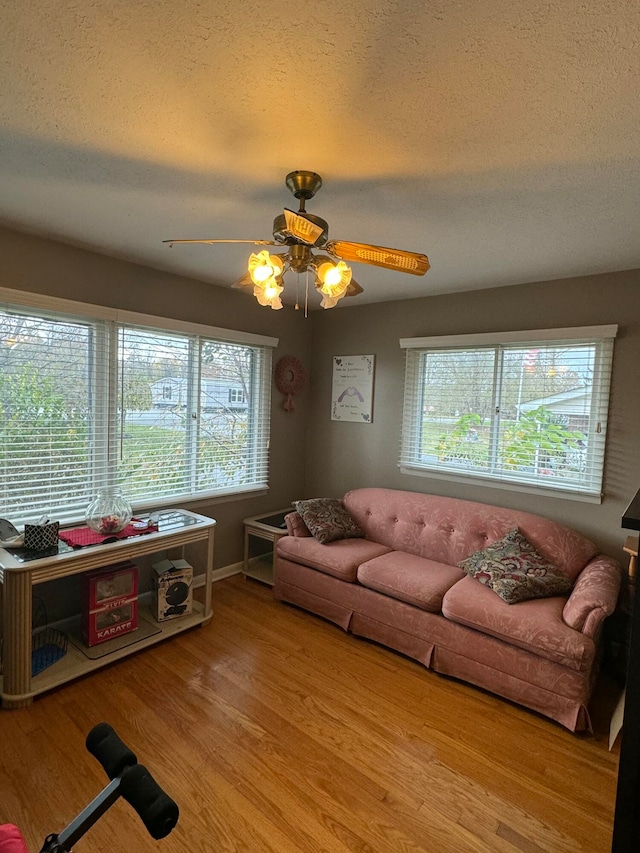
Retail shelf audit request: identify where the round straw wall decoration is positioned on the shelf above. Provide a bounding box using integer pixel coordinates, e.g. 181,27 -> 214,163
275,355 -> 306,412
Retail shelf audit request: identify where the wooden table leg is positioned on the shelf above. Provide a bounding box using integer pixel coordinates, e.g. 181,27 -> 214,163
2,570 -> 33,708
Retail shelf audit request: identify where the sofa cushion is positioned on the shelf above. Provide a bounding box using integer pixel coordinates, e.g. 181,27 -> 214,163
277,535 -> 392,582
293,498 -> 364,544
442,575 -> 589,670
458,528 -> 573,604
357,552 -> 465,613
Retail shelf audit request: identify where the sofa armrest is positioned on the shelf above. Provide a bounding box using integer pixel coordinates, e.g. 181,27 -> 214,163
563,555 -> 622,637
284,511 -> 311,537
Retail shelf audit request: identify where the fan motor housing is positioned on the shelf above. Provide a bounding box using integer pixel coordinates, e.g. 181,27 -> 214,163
272,213 -> 329,247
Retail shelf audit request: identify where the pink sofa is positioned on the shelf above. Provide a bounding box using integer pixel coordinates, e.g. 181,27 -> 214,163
274,488 -> 622,731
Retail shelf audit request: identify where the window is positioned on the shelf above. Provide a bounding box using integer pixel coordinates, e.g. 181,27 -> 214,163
0,289 -> 277,524
400,326 -> 617,501
228,388 -> 246,405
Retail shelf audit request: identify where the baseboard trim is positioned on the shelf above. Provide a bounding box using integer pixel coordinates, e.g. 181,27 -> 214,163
212,562 -> 244,583
193,562 -> 243,589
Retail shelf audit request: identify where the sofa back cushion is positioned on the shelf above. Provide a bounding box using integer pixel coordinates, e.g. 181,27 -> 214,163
342,488 -> 597,581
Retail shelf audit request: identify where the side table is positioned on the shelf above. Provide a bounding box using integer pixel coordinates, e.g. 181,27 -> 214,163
243,508 -> 292,586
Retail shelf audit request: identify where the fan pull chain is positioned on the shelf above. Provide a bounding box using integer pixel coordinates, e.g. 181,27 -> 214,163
295,273 -> 300,311
305,269 -> 309,318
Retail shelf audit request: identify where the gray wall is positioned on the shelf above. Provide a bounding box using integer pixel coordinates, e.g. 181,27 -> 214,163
3,224 -> 639,565
307,269 -> 640,559
0,226 -> 311,570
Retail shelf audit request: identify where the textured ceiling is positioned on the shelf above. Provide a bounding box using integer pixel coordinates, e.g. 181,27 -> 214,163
2,0 -> 639,307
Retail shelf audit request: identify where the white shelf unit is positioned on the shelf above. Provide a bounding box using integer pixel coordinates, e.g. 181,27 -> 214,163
0,509 -> 215,709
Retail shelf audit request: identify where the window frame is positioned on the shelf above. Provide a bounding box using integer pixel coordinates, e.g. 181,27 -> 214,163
0,287 -> 278,525
399,325 -> 617,503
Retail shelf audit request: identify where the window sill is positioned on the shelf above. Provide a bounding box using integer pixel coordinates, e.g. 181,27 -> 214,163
399,466 -> 603,504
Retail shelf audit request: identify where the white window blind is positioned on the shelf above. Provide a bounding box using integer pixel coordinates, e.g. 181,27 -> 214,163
399,326 -> 617,500
0,292 -> 276,525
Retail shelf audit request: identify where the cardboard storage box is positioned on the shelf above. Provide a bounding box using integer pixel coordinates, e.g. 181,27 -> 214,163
82,562 -> 138,646
152,558 -> 193,621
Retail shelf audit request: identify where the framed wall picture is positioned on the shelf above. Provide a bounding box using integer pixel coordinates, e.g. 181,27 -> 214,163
331,355 -> 375,422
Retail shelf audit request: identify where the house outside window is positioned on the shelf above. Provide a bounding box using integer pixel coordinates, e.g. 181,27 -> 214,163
399,326 -> 617,501
0,289 -> 277,525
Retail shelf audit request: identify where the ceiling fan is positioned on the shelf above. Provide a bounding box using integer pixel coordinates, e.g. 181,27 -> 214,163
163,170 -> 430,311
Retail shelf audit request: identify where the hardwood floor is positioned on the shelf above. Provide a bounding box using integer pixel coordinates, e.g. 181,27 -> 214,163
0,576 -> 620,852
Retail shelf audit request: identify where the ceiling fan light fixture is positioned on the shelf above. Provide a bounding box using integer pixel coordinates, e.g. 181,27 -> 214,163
248,250 -> 284,285
164,171 -> 430,313
254,279 -> 284,310
314,259 -> 352,309
248,250 -> 285,309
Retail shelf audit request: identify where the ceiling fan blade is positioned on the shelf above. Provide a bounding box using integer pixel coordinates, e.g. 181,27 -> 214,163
284,209 -> 324,246
345,278 -> 364,297
325,240 -> 430,276
231,271 -> 254,290
163,239 -> 277,246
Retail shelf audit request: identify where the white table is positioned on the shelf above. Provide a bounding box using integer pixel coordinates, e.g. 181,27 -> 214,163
0,509 -> 215,709
243,508 -> 292,586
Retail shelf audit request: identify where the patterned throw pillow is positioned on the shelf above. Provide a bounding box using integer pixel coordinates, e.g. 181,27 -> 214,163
293,498 -> 364,545
457,527 -> 573,604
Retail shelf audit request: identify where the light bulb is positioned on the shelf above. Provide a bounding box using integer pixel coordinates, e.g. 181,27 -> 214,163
253,264 -> 272,283
323,265 -> 342,286
315,261 -> 352,307
253,278 -> 283,310
248,251 -> 284,286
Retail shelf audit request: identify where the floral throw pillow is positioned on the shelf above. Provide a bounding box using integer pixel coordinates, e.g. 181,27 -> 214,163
457,528 -> 573,605
293,498 -> 364,545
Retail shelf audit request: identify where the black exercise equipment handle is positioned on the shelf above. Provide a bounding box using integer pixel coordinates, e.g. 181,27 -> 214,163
86,722 -> 138,779
120,763 -> 179,840
38,723 -> 178,852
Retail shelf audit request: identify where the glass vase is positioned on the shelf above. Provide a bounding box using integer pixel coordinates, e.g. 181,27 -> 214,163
85,488 -> 132,535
